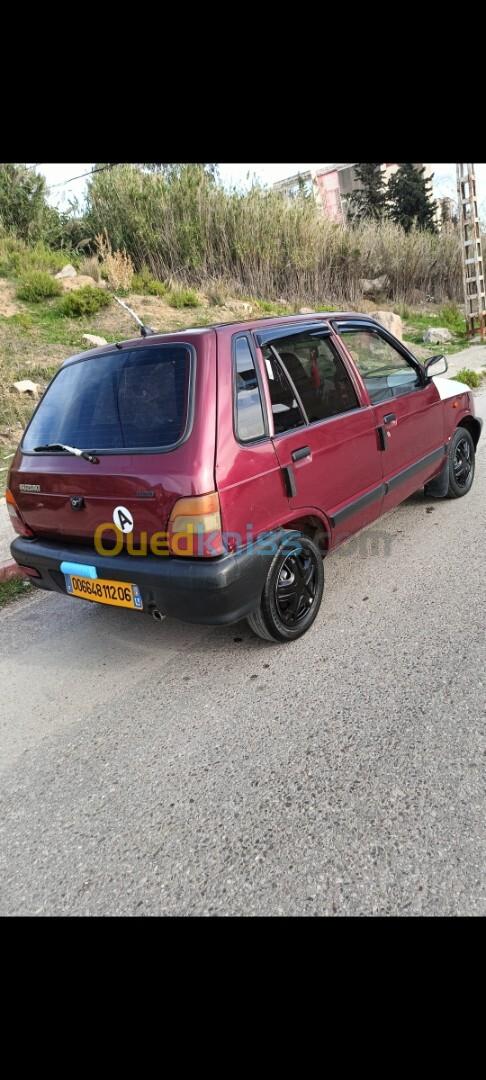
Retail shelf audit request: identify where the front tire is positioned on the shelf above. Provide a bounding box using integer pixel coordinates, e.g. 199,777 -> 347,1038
247,532 -> 324,643
446,427 -> 475,498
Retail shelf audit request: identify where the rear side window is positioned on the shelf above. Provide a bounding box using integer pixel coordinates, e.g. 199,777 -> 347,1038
261,350 -> 306,433
23,344 -> 192,452
234,336 -> 265,442
263,331 -> 358,424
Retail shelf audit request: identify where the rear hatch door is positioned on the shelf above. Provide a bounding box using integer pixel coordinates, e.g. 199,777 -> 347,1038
10,339 -> 200,546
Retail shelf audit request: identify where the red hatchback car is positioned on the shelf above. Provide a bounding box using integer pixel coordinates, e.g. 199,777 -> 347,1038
7,312 -> 482,642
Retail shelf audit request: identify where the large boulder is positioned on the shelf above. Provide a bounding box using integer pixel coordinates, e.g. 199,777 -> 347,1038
422,327 -> 452,344
359,275 -> 388,297
55,264 -> 77,279
371,310 -> 403,341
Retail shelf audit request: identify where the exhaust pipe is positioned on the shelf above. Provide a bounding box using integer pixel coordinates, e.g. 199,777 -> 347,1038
151,607 -> 166,623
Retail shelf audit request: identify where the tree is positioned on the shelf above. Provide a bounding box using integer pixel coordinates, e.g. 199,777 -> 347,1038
345,163 -> 387,222
387,163 -> 437,233
0,163 -> 51,240
140,163 -> 218,180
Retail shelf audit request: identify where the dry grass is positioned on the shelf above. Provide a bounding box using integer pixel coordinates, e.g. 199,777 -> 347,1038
78,255 -> 101,282
95,231 -> 134,291
85,165 -> 464,305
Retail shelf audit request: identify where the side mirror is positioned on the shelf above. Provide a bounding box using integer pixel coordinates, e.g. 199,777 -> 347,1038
424,354 -> 448,378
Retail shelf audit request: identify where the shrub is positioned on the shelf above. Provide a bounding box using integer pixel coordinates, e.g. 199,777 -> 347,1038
0,235 -> 78,277
59,285 -> 111,318
132,268 -> 168,296
16,271 -> 63,302
438,303 -> 466,336
167,287 -> 199,308
455,368 -> 482,389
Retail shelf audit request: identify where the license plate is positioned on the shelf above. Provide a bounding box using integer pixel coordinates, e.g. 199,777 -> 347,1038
65,574 -> 143,610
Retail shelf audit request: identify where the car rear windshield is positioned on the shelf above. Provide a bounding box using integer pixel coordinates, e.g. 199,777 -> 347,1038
23,344 -> 193,453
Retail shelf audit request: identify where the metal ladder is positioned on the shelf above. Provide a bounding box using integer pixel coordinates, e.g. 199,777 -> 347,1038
456,163 -> 485,337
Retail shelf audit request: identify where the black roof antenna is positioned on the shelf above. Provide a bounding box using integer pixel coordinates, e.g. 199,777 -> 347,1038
113,295 -> 156,337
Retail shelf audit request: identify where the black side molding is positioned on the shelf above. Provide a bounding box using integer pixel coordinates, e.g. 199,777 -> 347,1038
386,446 -> 445,494
330,483 -> 385,526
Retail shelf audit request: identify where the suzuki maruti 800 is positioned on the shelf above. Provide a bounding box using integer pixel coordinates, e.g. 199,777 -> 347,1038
6,312 -> 482,642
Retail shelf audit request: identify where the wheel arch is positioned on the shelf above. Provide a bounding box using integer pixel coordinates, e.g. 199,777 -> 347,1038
457,414 -> 482,448
280,512 -> 330,554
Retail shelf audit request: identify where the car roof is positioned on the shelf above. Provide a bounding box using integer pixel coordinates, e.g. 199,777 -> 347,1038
61,312 -> 378,367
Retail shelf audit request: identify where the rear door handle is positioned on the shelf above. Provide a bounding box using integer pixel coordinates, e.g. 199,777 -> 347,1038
291,445 -> 311,462
383,413 -> 397,425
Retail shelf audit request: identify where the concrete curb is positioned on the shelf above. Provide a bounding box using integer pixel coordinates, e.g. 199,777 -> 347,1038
0,560 -> 25,583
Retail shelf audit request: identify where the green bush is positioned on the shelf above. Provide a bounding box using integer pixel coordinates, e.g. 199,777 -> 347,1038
59,285 -> 111,318
132,268 -> 168,296
167,287 -> 199,308
0,235 -> 79,277
455,368 -> 482,389
131,272 -> 168,298
16,271 -> 63,302
146,279 -> 168,296
439,303 -> 466,336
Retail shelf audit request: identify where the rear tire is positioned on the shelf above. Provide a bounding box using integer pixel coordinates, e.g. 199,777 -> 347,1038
446,427 -> 475,498
247,532 -> 324,643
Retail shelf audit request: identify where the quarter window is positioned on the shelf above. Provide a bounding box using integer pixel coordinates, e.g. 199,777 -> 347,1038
234,336 -> 266,442
341,329 -> 421,404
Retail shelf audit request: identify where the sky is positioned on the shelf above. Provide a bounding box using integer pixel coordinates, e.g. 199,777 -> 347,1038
34,162 -> 486,216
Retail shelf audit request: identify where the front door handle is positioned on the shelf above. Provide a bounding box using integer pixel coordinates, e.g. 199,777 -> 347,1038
291,445 -> 311,462
383,413 -> 397,425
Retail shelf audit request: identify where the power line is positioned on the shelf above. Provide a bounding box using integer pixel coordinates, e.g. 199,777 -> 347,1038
48,163 -> 120,189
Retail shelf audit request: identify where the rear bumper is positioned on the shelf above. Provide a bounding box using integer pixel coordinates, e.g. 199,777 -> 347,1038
10,534 -> 281,625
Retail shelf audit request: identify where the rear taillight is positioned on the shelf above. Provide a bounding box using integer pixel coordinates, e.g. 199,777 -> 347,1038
168,492 -> 224,557
5,489 -> 34,538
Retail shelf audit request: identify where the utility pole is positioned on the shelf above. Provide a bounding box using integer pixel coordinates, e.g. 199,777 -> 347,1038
456,163 -> 485,338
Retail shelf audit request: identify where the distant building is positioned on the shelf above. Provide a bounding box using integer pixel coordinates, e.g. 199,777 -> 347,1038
274,163 -> 446,227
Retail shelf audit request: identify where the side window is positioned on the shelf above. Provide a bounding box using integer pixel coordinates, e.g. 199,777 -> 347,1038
234,336 -> 266,442
263,332 -> 358,425
262,350 -> 306,434
341,329 -> 421,404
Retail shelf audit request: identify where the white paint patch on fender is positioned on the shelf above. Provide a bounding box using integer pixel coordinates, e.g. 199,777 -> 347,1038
433,375 -> 469,400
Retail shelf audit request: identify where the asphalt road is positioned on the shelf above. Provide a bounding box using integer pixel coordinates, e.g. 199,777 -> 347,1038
1,396 -> 485,916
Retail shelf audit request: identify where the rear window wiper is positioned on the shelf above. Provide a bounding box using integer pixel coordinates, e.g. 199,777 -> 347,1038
33,443 -> 99,464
